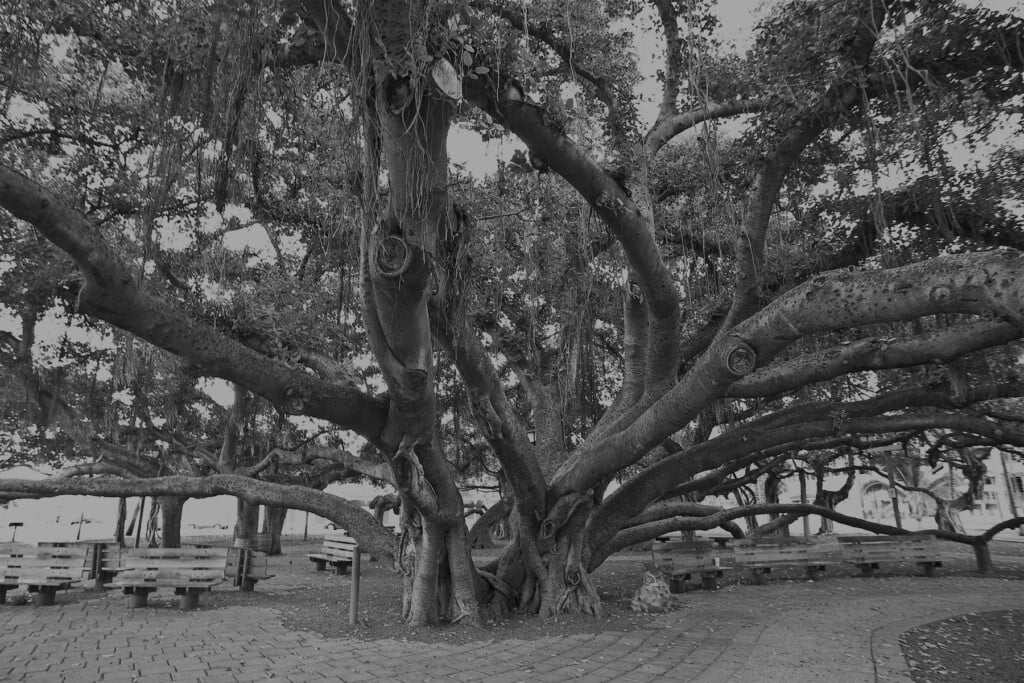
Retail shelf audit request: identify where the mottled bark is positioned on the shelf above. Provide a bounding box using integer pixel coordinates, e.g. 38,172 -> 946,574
261,506 -> 288,555
159,496 -> 185,548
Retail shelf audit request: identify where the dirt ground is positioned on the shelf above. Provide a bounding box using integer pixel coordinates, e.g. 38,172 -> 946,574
190,535 -> 1023,656
11,533 -> 1020,677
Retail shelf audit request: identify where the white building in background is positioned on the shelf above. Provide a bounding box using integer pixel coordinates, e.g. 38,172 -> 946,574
785,446 -> 1024,537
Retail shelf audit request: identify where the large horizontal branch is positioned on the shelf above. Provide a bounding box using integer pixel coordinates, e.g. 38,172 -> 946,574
730,321 -> 1021,399
589,388 -> 1024,560
0,164 -> 389,443
625,500 -> 732,528
0,473 -> 397,561
270,446 -> 395,486
746,381 -> 1024,434
561,249 -> 1024,500
595,504 -> 1023,566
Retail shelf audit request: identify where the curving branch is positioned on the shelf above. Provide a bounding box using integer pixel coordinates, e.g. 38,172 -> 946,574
589,379 -> 1024,559
560,249 -> 1024,501
469,0 -> 617,116
645,99 -> 772,159
0,473 -> 398,561
730,321 -> 1021,399
431,303 -> 546,522
719,0 -> 887,334
596,503 -> 1024,564
268,446 -> 395,486
0,164 -> 389,443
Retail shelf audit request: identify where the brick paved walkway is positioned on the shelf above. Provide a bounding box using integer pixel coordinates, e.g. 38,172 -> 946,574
1,574 -> 1021,682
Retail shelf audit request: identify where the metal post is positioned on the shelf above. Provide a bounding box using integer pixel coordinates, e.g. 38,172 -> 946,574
349,547 -> 361,626
304,511 -> 309,542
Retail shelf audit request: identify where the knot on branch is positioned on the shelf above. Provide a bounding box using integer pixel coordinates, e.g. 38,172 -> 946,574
628,280 -> 644,304
594,190 -> 625,215
540,490 -> 591,541
565,565 -> 582,587
391,437 -> 426,491
724,340 -> 757,377
282,387 -> 305,413
373,234 -> 413,278
929,285 -> 952,302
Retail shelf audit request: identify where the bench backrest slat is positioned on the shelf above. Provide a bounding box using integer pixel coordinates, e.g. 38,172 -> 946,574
733,538 -> 842,564
319,531 -> 356,558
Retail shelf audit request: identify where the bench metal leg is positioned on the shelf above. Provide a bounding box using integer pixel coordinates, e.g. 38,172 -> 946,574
312,560 -> 326,572
921,562 -> 937,577
667,576 -> 687,594
701,574 -> 720,591
750,569 -> 768,586
857,564 -> 876,577
179,589 -> 202,611
0,586 -> 12,604
240,578 -> 255,592
806,566 -> 822,581
335,563 -> 350,576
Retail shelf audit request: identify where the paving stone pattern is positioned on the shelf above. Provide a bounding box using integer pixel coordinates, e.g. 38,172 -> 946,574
1,574 -> 1021,682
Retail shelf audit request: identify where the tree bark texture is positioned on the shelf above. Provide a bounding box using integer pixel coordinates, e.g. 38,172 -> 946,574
159,496 -> 185,548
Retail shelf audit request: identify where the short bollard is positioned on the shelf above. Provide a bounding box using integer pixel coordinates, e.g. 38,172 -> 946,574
349,547 -> 361,626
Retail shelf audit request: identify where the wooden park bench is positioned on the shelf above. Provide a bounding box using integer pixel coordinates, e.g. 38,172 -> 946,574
651,540 -> 732,592
308,530 -> 356,575
225,546 -> 274,591
733,536 -> 844,585
39,539 -> 123,586
0,547 -> 86,605
112,547 -> 226,610
839,534 -> 943,577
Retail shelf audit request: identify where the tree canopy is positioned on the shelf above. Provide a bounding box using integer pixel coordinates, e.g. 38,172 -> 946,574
1,0 -> 1022,626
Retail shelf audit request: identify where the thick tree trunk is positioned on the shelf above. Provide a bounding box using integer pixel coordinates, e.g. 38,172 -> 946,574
234,499 -> 259,544
113,497 -> 127,547
261,506 -> 287,555
481,499 -> 604,618
973,542 -> 993,573
159,496 -> 184,548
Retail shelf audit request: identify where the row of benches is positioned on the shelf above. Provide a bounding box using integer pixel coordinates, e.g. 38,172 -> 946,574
0,543 -> 273,609
653,534 -> 943,593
